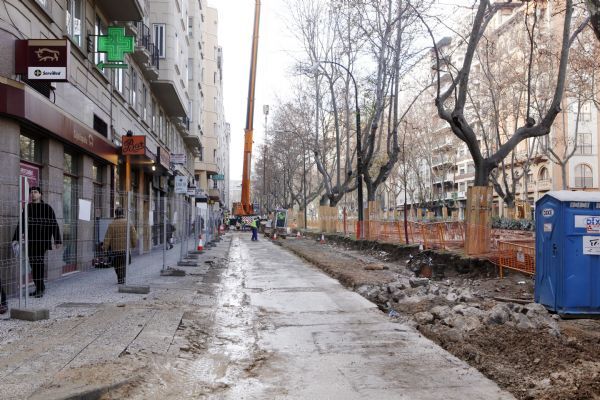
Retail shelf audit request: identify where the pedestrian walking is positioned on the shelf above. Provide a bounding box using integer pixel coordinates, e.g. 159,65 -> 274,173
166,222 -> 175,249
250,218 -> 258,241
103,207 -> 137,285
12,186 -> 61,298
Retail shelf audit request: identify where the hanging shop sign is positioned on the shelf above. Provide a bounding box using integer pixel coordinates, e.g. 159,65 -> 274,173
158,146 -> 171,169
121,135 -> 146,155
96,27 -> 135,69
175,176 -> 187,194
187,186 -> 197,196
15,39 -> 70,82
171,153 -> 187,164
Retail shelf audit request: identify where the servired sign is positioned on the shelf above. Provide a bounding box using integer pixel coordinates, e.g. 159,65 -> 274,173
121,135 -> 146,155
15,39 -> 70,82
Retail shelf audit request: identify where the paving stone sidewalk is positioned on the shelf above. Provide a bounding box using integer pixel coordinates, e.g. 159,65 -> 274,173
0,235 -> 232,400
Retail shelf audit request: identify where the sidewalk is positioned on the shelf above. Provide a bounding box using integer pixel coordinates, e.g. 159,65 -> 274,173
0,235 -> 231,400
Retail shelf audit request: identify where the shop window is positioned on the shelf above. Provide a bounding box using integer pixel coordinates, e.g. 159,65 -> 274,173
66,0 -> 83,47
64,151 -> 79,175
20,134 -> 42,164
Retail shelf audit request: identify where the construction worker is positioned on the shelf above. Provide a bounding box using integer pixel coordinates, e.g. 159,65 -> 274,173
250,218 -> 258,241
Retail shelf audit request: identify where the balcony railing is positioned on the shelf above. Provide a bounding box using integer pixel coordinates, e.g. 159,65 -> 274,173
537,179 -> 551,191
134,22 -> 159,73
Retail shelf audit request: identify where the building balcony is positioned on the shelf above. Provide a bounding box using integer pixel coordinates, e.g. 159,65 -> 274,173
537,179 -> 551,191
195,161 -> 218,176
96,0 -> 143,21
151,80 -> 186,118
132,23 -> 160,80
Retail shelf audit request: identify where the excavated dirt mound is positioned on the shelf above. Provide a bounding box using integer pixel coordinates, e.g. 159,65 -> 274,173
280,236 -> 600,400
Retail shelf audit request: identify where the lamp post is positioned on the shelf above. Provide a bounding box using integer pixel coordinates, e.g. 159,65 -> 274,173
312,60 -> 363,239
262,105 -> 269,215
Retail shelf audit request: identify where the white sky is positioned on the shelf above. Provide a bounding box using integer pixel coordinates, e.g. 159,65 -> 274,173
208,0 -> 471,181
209,0 -> 301,181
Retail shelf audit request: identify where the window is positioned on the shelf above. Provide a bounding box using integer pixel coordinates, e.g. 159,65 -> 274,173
539,167 -> 549,181
151,100 -> 157,131
213,71 -> 217,84
188,58 -> 193,80
36,0 -> 52,13
578,102 -> 592,122
213,149 -> 216,162
66,0 -> 83,46
130,69 -> 138,109
94,16 -> 107,68
159,112 -> 165,141
213,122 -> 217,135
93,114 -> 108,137
188,17 -> 193,37
213,97 -> 217,111
20,134 -> 42,164
575,164 -> 593,188
64,151 -> 79,175
142,85 -> 148,121
577,133 -> 592,155
188,100 -> 193,123
153,24 -> 166,58
113,68 -> 123,93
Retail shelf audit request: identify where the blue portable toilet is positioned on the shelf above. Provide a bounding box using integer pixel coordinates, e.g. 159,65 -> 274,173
535,191 -> 600,315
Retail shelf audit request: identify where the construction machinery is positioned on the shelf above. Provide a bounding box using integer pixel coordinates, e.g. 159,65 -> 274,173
232,0 -> 261,217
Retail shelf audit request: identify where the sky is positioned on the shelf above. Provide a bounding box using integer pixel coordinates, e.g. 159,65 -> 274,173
208,0 -> 470,181
209,0 -> 302,181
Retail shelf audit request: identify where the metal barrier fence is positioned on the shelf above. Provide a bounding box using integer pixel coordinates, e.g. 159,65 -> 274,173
0,176 -> 215,314
302,209 -> 537,277
491,240 -> 536,278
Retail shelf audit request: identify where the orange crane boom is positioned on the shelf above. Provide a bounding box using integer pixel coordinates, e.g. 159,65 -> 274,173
234,0 -> 261,216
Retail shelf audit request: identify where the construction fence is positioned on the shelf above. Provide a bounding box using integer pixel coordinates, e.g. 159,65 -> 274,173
0,176 -> 223,311
296,205 -> 535,277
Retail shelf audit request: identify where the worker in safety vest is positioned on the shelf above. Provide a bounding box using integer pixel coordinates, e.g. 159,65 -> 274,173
250,218 -> 258,241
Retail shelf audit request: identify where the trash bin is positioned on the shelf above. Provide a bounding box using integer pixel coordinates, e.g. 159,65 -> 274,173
535,191 -> 600,315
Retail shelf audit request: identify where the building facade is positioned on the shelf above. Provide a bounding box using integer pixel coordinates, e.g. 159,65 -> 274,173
393,1 -> 599,220
0,0 -> 227,279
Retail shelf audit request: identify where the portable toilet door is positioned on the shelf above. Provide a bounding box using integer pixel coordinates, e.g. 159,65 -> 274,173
535,191 -> 600,316
534,194 -> 562,311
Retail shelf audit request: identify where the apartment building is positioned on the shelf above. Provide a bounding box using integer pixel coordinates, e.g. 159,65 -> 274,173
0,0 -> 212,276
194,4 -> 228,214
394,1 -> 599,220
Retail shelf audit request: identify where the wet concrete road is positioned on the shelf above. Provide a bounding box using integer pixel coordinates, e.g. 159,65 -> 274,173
191,233 -> 514,400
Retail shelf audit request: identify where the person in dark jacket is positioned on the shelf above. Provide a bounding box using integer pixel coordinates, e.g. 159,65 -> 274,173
12,186 -> 61,298
166,223 -> 175,249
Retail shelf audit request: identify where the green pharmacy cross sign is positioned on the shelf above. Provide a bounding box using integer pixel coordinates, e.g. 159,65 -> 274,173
97,27 -> 135,69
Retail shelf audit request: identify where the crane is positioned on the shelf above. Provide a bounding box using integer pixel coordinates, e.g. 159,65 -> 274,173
232,0 -> 261,217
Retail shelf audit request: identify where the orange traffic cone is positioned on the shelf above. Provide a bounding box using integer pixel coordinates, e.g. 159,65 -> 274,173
273,231 -> 277,240
296,231 -> 301,238
197,236 -> 204,251
319,234 -> 325,244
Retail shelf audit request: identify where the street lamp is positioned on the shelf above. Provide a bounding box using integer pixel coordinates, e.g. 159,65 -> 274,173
311,60 -> 364,239
262,105 -> 269,215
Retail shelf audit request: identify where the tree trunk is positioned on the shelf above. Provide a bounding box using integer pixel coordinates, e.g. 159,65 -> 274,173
464,186 -> 493,255
561,163 -> 568,190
